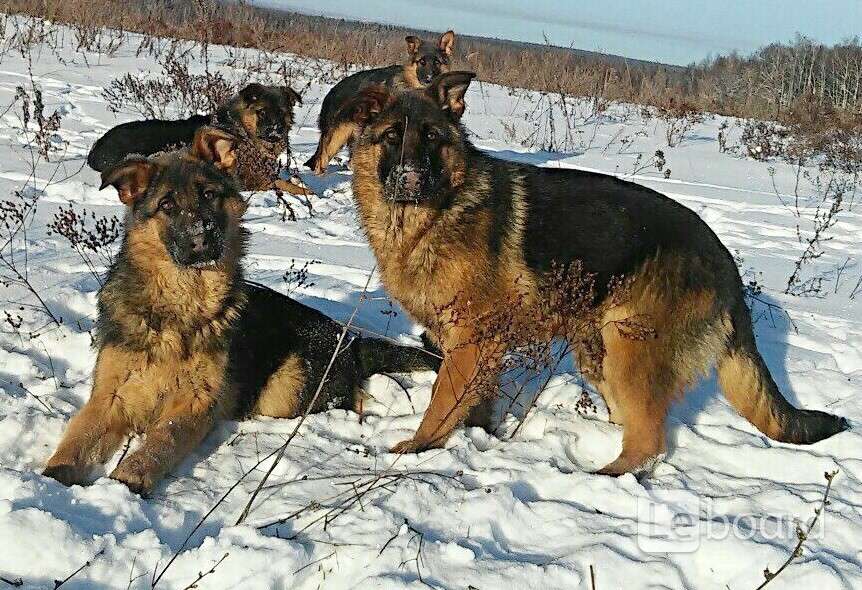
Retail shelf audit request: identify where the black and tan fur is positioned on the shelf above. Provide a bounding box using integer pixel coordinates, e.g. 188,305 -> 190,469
342,72 -> 849,475
87,83 -> 312,196
44,127 -> 439,495
304,30 -> 455,175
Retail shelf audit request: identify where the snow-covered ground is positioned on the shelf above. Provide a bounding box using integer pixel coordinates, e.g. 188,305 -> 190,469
0,18 -> 860,590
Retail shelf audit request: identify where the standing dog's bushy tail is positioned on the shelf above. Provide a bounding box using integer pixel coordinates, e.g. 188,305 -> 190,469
356,336 -> 442,378
717,305 -> 849,444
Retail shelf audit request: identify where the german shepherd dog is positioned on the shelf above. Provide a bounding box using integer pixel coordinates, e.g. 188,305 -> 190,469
342,72 -> 849,475
87,83 -> 312,196
44,127 -> 440,495
304,30 -> 455,175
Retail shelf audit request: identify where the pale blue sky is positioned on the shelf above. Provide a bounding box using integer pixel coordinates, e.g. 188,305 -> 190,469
252,0 -> 862,66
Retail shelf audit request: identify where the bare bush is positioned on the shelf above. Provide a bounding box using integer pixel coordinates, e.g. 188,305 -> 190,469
740,120 -> 790,160
517,87 -> 609,153
764,126 -> 862,296
627,149 -> 671,178
0,195 -> 62,330
654,96 -> 705,147
14,84 -> 63,159
103,42 -> 236,118
282,259 -> 317,294
46,205 -> 121,286
423,263 -> 651,439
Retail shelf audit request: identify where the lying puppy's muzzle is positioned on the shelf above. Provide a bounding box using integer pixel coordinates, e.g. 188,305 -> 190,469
168,221 -> 225,268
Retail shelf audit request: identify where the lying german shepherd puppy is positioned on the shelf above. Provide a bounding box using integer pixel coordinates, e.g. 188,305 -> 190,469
44,127 -> 440,495
304,30 -> 455,175
342,72 -> 849,475
87,83 -> 312,195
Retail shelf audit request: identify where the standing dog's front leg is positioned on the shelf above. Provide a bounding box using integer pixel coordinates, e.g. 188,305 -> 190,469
390,329 -> 499,453
110,390 -> 219,496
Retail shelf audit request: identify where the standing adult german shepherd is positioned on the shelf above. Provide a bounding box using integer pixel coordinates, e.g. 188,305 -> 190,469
44,127 -> 439,495
341,72 -> 849,475
304,30 -> 455,175
87,83 -> 312,195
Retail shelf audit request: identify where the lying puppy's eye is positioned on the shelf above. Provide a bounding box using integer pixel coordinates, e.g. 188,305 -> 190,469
419,58 -> 427,66
158,196 -> 176,212
426,129 -> 440,141
384,128 -> 401,144
203,190 -> 217,200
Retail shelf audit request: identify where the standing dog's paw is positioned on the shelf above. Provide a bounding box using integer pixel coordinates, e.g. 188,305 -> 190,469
389,438 -> 430,455
43,464 -> 88,487
109,462 -> 155,497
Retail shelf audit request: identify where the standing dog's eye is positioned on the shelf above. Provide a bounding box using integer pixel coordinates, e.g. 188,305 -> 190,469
203,190 -> 216,200
426,129 -> 440,141
419,58 -> 427,66
158,196 -> 176,212
384,128 -> 401,144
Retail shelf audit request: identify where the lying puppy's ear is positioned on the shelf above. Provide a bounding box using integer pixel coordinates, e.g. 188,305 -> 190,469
427,71 -> 476,119
281,86 -> 302,106
405,35 -> 421,54
191,127 -> 238,173
438,30 -> 455,55
100,157 -> 157,205
339,86 -> 392,128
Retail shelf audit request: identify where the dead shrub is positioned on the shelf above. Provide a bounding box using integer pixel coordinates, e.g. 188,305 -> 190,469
103,43 -> 237,118
429,263 -> 648,436
740,120 -> 790,160
654,96 -> 705,147
14,84 -> 63,159
46,204 -> 121,286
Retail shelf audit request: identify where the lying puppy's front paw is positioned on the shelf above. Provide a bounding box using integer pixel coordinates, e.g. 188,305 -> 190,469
43,464 -> 88,487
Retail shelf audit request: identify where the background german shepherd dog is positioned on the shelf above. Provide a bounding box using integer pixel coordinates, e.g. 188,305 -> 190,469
44,127 -> 440,495
304,30 -> 455,175
87,83 -> 311,195
342,72 -> 849,476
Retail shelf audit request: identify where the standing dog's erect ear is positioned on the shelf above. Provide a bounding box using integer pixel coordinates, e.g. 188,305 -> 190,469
438,30 -> 455,55
405,35 -> 421,54
427,71 -> 476,119
281,86 -> 302,106
191,127 -> 238,173
100,157 -> 158,205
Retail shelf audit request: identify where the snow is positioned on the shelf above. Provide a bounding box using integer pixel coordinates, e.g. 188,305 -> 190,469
0,17 -> 860,590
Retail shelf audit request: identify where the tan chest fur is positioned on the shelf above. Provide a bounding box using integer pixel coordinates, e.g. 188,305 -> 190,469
106,221 -> 243,359
96,220 -> 244,428
95,345 -> 228,431
352,152 -> 537,346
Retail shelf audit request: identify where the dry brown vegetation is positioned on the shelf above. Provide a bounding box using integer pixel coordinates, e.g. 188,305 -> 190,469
2,0 -> 861,134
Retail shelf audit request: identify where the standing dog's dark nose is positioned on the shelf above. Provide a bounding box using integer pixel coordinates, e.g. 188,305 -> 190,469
401,170 -> 422,193
190,233 -> 208,253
